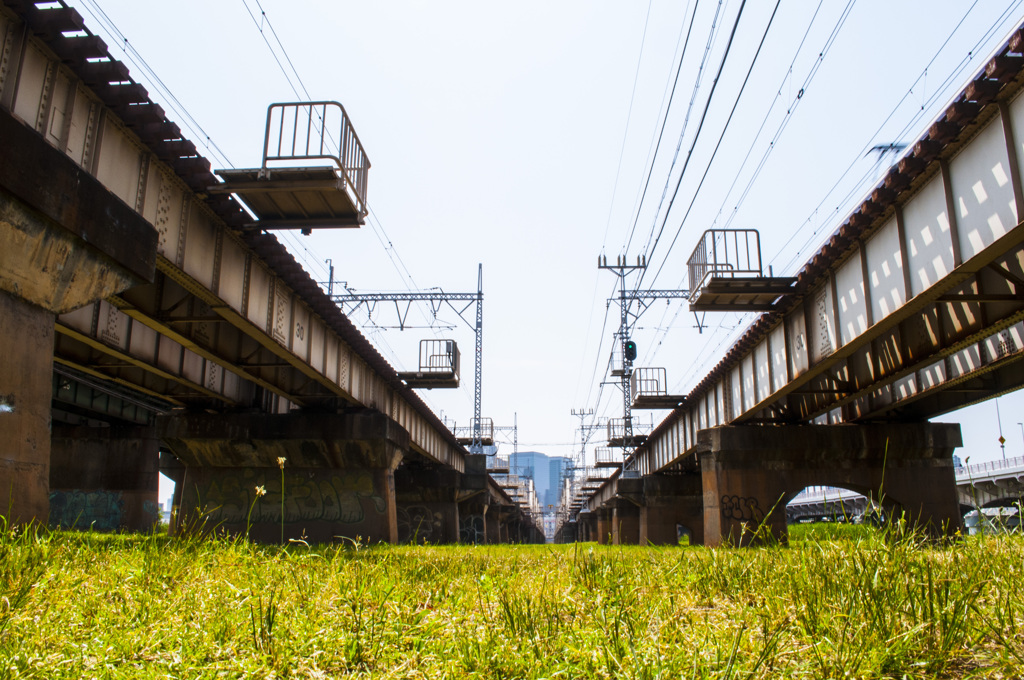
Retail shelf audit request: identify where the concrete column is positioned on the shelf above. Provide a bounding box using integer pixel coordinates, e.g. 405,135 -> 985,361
698,423 -> 964,546
49,425 -> 160,531
595,507 -> 611,545
638,473 -> 705,546
159,410 -> 407,544
0,109 -> 156,527
395,466 -> 462,544
459,498 -> 488,544
578,510 -> 596,542
485,506 -> 501,543
0,294 -> 53,523
612,503 -> 640,545
499,512 -> 510,543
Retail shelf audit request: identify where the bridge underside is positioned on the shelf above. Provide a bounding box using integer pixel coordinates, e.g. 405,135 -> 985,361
565,422 -> 964,546
156,410 -> 537,544
0,94 -> 538,544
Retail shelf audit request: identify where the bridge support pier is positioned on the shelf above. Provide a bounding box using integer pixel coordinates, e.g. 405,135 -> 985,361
394,453 -> 492,544
458,496 -> 489,544
612,502 -> 640,545
0,108 -> 156,527
158,410 -> 407,544
698,423 -> 964,546
0,296 -> 55,523
635,473 -> 705,546
580,510 -> 598,542
49,425 -> 160,532
595,507 -> 612,544
394,466 -> 461,544
485,505 -> 502,543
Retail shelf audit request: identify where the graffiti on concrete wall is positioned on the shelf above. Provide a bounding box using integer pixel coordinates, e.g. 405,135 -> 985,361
49,490 -> 124,531
460,514 -> 485,544
397,504 -> 442,543
142,500 -> 161,524
720,495 -> 765,524
192,469 -> 386,525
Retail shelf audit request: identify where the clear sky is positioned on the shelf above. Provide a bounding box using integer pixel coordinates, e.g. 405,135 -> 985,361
67,0 -> 1024,498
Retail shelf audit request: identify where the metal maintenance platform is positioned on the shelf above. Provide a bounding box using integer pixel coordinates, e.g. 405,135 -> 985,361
687,229 -> 795,312
398,339 -> 461,389
630,367 -> 686,409
211,101 -> 370,233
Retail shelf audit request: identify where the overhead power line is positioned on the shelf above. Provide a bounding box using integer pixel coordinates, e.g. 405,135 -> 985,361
623,0 -> 700,255
637,0 -> 749,291
645,0 -> 782,292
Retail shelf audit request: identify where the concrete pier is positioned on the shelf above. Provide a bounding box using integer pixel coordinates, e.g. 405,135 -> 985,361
636,474 -> 704,546
0,108 -> 156,525
50,425 -> 160,531
158,410 -> 407,544
698,423 -> 964,546
611,502 -> 640,545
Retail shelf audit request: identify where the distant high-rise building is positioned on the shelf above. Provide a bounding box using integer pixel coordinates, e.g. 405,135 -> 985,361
510,451 -> 571,512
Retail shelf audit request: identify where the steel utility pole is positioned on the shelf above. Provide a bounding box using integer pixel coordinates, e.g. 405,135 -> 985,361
570,408 -> 594,473
598,254 -> 689,471
599,255 -> 644,466
472,264 -> 483,454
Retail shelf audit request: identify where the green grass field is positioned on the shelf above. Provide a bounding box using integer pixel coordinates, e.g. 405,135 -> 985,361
0,523 -> 1021,678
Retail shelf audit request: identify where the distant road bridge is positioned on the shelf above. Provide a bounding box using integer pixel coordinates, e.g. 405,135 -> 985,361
0,0 -> 540,544
562,21 -> 1024,546
787,456 -> 1024,522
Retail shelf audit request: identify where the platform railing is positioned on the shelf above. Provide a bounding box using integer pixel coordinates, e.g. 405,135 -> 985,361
686,229 -> 763,292
262,101 -> 370,215
594,447 -> 620,467
607,417 -> 650,441
956,455 -> 1024,478
630,367 -> 667,401
418,339 -> 459,374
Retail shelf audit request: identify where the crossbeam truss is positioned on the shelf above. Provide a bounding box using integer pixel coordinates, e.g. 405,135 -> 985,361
331,265 -> 485,453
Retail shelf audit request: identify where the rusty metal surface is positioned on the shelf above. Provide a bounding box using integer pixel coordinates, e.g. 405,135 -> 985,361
0,107 -> 156,283
577,23 -> 1024,499
688,276 -> 797,312
1,0 -> 470,471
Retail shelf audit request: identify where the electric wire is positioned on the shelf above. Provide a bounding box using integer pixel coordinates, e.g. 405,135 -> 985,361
623,1 -> 989,400
637,0 -> 728,261
659,3 -> 1020,398
701,0 -> 827,232
718,0 -> 857,237
636,0 -> 748,292
622,0 -> 699,255
583,0 -> 726,432
599,0 -> 656,250
645,0 -> 782,292
632,1 -> 829,371
768,0 -> 1020,277
235,0 -> 455,348
75,0 -> 234,169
